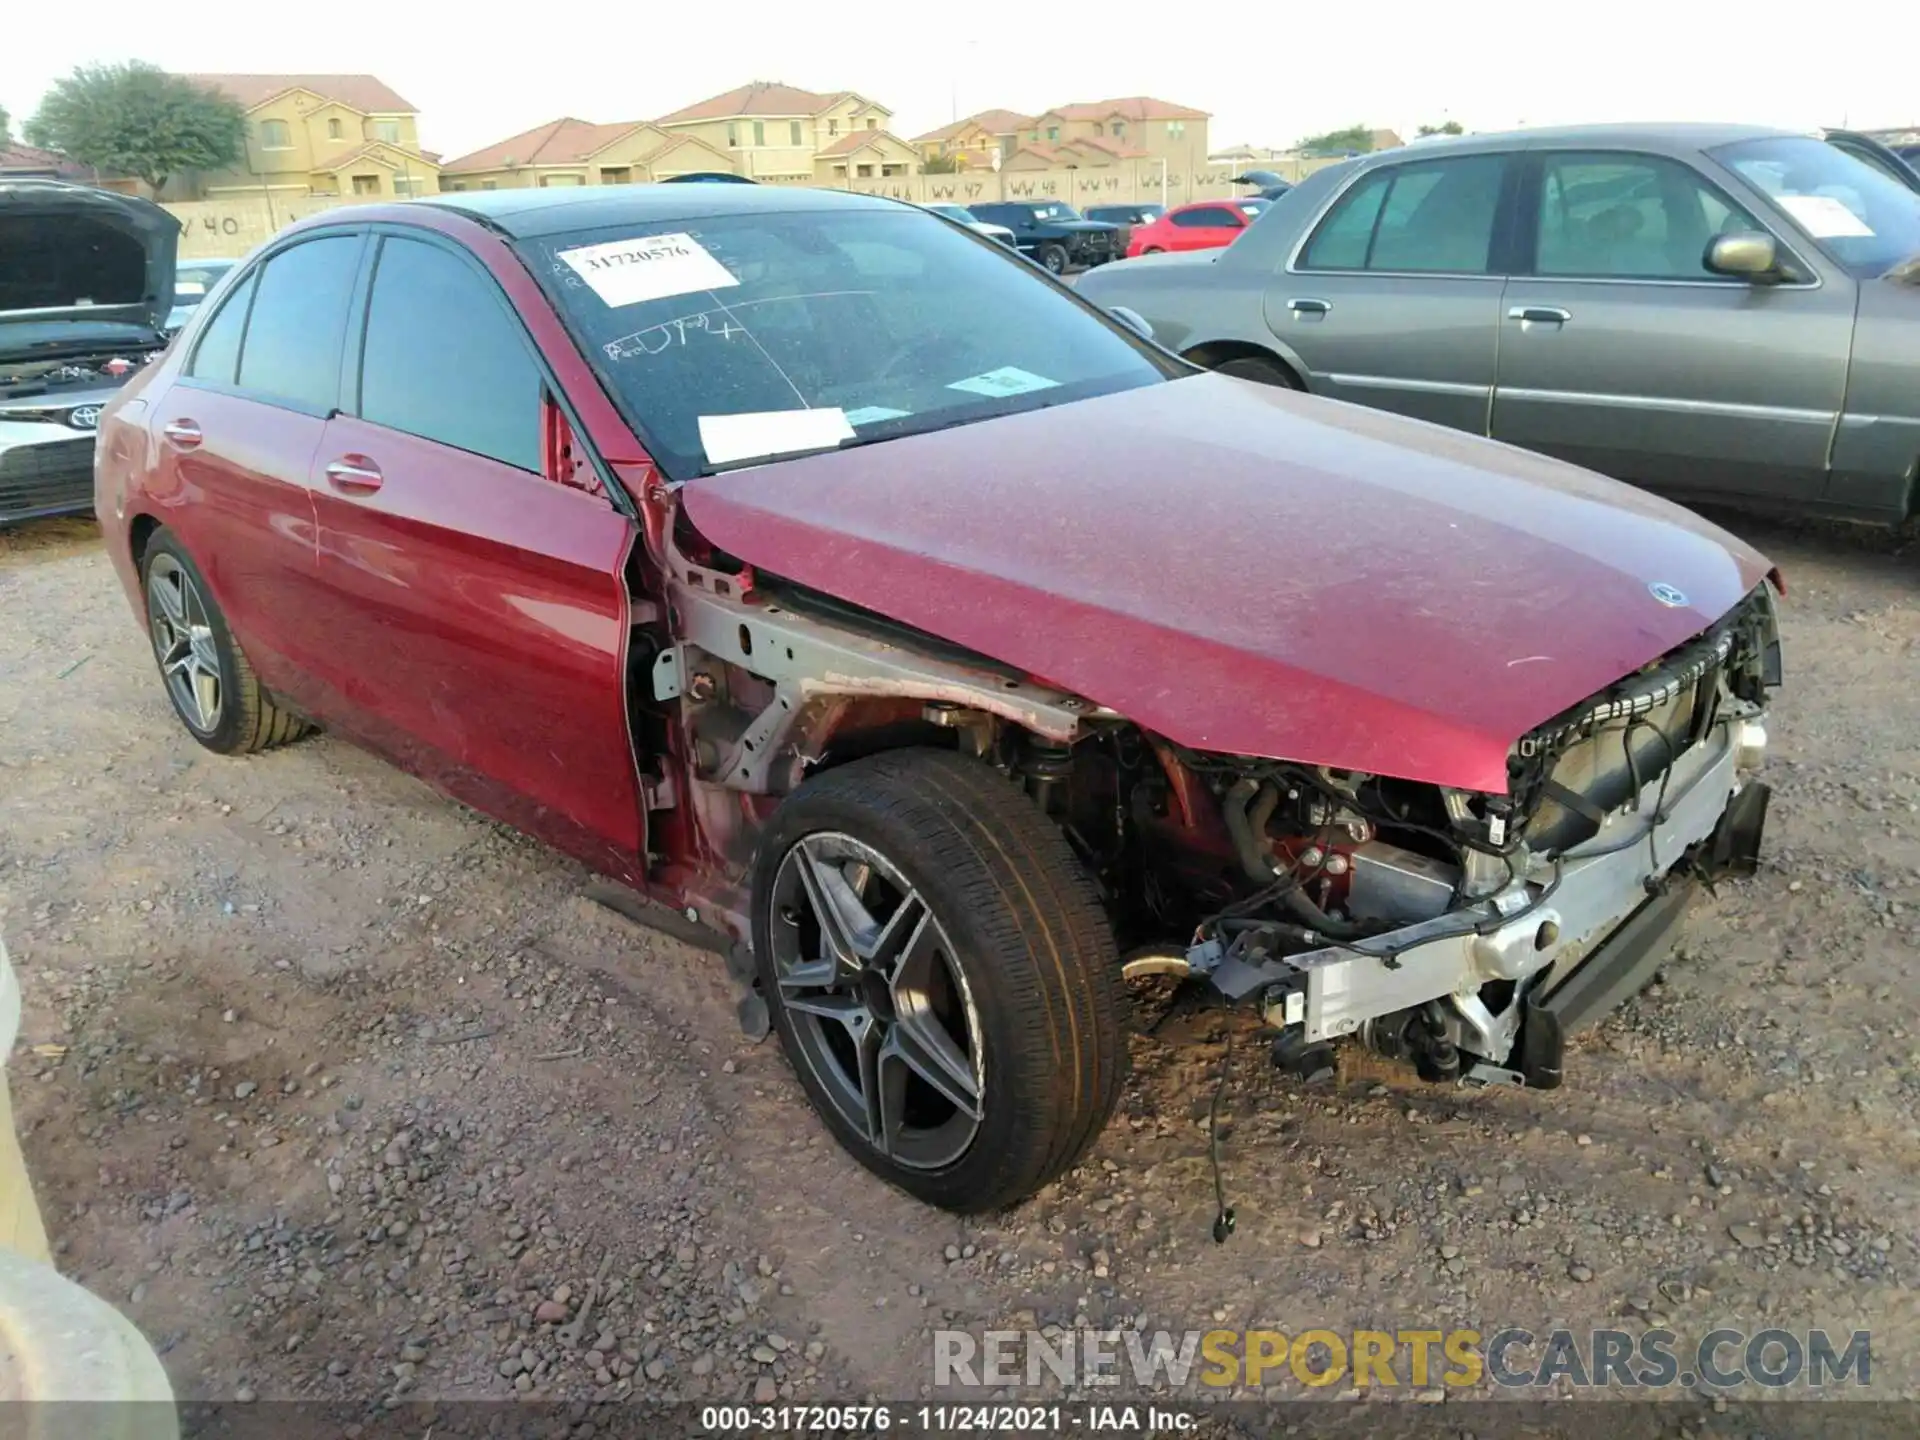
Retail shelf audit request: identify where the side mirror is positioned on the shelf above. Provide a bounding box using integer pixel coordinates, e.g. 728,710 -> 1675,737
1705,231 -> 1780,280
1109,306 -> 1154,342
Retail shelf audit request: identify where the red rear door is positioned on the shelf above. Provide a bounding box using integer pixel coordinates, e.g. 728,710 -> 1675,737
146,231 -> 368,710
1168,204 -> 1246,251
302,230 -> 643,881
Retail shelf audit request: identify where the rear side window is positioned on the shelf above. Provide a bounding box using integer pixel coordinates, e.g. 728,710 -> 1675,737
185,270 -> 257,384
356,236 -> 542,473
237,235 -> 362,412
1173,207 -> 1238,228
1300,155 -> 1507,273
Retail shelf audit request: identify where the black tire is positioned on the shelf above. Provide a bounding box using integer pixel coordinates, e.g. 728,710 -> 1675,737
751,748 -> 1125,1212
1143,246 -> 1165,254
141,529 -> 310,755
1213,354 -> 1304,389
1038,243 -> 1070,275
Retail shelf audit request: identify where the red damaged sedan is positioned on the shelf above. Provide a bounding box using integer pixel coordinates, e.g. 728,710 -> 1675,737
96,186 -> 1778,1213
1125,197 -> 1268,256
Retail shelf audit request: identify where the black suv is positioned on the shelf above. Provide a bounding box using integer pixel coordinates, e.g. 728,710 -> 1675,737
967,201 -> 1121,274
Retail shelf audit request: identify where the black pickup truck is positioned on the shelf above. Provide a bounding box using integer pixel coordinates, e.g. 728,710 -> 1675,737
967,201 -> 1122,274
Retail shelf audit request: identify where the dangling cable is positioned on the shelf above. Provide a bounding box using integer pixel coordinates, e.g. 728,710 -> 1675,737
1208,1011 -> 1236,1244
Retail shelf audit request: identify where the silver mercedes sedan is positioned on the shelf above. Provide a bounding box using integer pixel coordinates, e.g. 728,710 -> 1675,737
1078,123 -> 1920,523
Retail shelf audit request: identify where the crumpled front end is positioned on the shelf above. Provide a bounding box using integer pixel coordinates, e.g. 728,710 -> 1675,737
1190,583 -> 1780,1087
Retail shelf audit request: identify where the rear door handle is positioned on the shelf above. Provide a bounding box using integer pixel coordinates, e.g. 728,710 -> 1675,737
1508,305 -> 1572,326
161,418 -> 202,449
324,455 -> 384,494
1288,297 -> 1331,315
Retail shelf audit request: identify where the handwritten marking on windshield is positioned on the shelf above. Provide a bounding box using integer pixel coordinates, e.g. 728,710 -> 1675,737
601,290 -> 877,362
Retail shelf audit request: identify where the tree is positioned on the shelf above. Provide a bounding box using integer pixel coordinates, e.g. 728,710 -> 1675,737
1417,120 -> 1464,137
0,104 -> 11,149
26,62 -> 245,192
1297,124 -> 1374,156
921,153 -> 961,174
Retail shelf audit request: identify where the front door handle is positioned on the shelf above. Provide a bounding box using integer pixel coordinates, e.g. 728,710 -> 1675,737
161,418 -> 202,449
324,455 -> 384,494
1288,297 -> 1332,316
1508,305 -> 1573,326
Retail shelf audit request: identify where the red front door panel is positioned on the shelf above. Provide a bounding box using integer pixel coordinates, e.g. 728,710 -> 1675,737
303,415 -> 644,882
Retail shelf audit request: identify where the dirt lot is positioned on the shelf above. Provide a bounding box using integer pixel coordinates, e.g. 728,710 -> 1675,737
2,510 -> 1917,1418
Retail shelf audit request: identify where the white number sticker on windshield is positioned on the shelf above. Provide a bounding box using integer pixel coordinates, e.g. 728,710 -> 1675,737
947,366 -> 1060,399
843,406 -> 911,426
558,233 -> 740,308
698,408 -> 855,466
1775,194 -> 1874,239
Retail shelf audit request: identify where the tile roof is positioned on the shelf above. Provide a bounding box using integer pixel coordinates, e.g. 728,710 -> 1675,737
912,108 -> 1036,143
1043,96 -> 1209,122
817,129 -> 914,157
1066,135 -> 1150,160
314,142 -> 441,174
0,142 -> 89,179
655,82 -> 870,123
441,118 -> 656,173
187,74 -> 417,114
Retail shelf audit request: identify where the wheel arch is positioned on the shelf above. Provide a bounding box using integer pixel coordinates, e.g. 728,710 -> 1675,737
1180,338 -> 1310,389
127,511 -> 164,572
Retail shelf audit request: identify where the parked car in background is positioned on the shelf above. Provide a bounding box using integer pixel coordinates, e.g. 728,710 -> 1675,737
967,200 -> 1121,273
2,181 -> 175,525
164,258 -> 238,335
1081,123 -> 1920,522
99,183 -> 1777,1213
1126,198 -> 1268,256
1234,169 -> 1294,201
1822,129 -> 1920,192
921,203 -> 1016,247
1084,203 -> 1165,255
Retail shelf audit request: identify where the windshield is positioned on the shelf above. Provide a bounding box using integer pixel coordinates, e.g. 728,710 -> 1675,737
1712,135 -> 1920,278
523,206 -> 1175,477
1029,203 -> 1080,222
171,260 -> 236,309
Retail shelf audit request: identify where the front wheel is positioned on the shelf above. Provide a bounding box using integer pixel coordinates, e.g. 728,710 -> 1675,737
1142,246 -> 1165,254
1212,355 -> 1304,389
1038,243 -> 1070,275
751,749 -> 1125,1212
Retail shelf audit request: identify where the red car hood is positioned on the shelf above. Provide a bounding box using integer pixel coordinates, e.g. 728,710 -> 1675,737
681,375 -> 1773,793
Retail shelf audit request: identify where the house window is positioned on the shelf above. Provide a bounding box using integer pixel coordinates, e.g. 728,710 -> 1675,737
727,123 -> 738,147
882,163 -> 906,177
856,164 -> 874,177
1046,126 -> 1059,141
829,119 -> 839,135
480,179 -> 497,190
1168,121 -> 1186,139
373,120 -> 402,144
260,119 -> 292,149
352,174 -> 381,195
753,121 -> 765,146
866,117 -> 877,130
789,121 -> 801,145
600,166 -> 631,185
539,173 -> 583,186
327,118 -> 343,140
392,175 -> 419,195
1113,122 -> 1126,140
833,164 -> 847,176
448,181 -> 468,191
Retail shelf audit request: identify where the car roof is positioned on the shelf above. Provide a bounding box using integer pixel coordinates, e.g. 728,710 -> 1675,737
418,182 -> 909,239
1380,121 -> 1799,154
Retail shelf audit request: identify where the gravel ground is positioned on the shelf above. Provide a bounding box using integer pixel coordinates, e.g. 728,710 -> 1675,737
1,509 -> 1916,1417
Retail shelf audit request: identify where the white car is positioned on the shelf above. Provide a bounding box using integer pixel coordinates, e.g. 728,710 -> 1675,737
922,202 -> 1017,247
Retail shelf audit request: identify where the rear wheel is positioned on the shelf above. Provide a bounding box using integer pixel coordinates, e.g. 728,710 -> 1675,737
751,749 -> 1125,1212
1038,243 -> 1070,275
1212,354 -> 1304,389
142,531 -> 309,755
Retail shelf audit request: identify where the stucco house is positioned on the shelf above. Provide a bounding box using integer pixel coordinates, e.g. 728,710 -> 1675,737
174,74 -> 440,200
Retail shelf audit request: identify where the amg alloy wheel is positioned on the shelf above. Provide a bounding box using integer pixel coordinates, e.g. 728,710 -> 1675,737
751,749 -> 1125,1212
140,530 -> 310,755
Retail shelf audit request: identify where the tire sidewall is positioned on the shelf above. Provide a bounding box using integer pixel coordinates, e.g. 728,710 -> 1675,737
1039,244 -> 1068,274
141,534 -> 252,754
750,778 -> 1051,1209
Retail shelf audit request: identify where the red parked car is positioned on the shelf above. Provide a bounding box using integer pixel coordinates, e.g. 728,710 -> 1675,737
1125,198 -> 1269,256
96,187 -> 1779,1214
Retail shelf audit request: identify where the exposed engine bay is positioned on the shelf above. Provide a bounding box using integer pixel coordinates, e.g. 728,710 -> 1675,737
646,521 -> 1779,1093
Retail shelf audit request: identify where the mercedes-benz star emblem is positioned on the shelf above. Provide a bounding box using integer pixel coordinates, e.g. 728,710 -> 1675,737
1647,582 -> 1688,608
67,405 -> 104,431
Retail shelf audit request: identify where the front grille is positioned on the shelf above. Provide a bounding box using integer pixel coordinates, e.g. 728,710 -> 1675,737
1516,588 -> 1770,853
0,438 -> 95,521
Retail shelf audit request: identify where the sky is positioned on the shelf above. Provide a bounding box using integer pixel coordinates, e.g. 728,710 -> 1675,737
2,2 -> 1914,161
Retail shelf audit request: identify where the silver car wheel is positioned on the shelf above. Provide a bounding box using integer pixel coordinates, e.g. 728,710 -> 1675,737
145,553 -> 223,733
768,832 -> 985,1171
